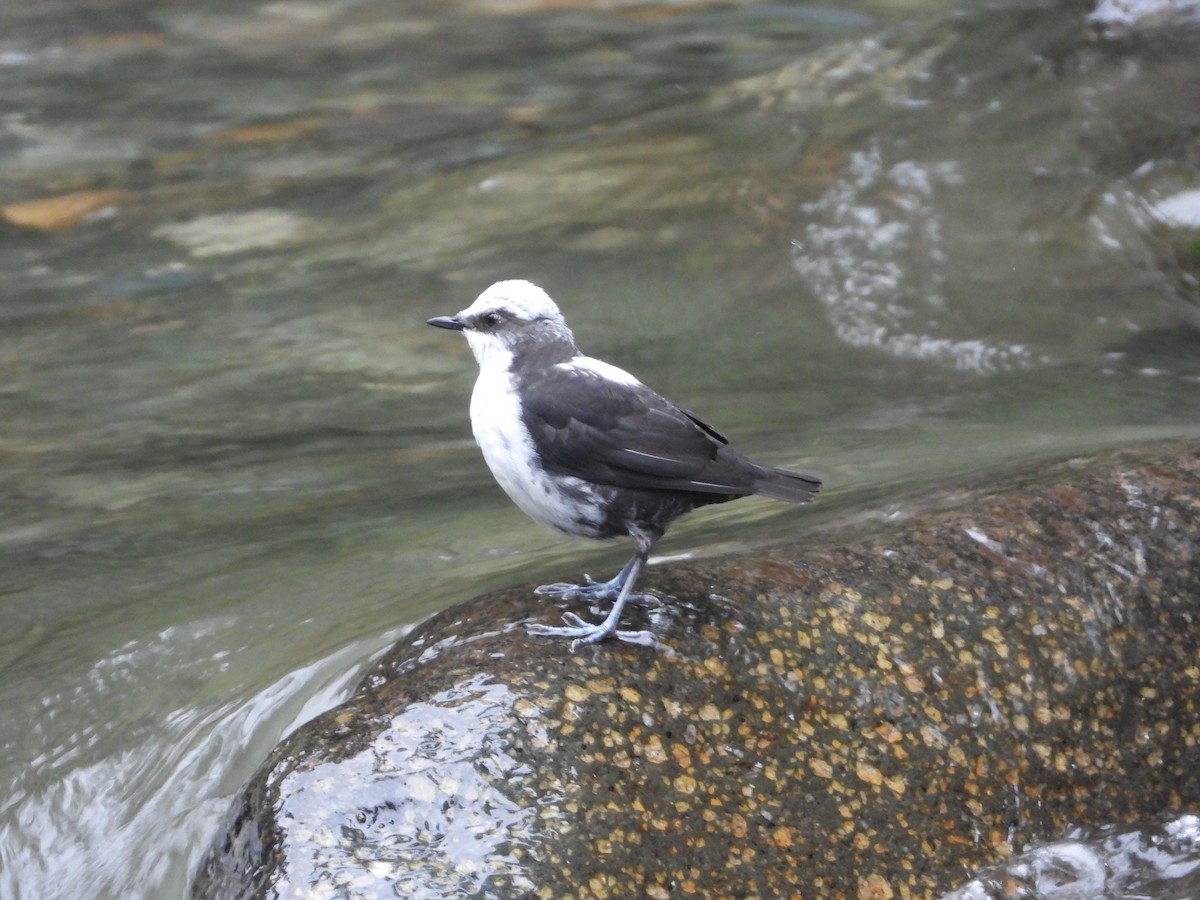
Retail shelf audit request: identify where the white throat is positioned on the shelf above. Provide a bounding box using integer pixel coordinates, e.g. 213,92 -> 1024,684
464,330 -> 514,373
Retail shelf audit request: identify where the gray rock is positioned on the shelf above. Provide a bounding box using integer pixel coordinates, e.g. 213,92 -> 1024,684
1088,0 -> 1200,36
193,440 -> 1200,899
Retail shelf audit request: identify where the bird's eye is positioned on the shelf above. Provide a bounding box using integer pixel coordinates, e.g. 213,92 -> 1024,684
482,312 -> 503,328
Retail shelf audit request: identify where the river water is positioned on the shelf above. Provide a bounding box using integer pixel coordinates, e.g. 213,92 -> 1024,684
1,0 -> 1198,897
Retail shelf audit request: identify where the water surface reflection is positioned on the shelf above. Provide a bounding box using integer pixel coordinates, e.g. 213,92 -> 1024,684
1,0 -> 1198,896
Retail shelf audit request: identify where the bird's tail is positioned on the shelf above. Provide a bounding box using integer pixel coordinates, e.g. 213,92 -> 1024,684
752,464 -> 822,504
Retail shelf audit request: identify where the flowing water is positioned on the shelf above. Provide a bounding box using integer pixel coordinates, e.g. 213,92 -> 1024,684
1,0 -> 1199,897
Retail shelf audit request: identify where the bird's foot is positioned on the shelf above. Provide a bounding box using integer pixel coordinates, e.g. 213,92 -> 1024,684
527,613 -> 659,650
534,575 -> 659,609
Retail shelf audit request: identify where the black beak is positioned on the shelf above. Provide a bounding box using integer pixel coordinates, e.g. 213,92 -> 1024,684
427,315 -> 465,331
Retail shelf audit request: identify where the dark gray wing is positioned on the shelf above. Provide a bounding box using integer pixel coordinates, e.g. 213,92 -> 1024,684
519,361 -> 758,495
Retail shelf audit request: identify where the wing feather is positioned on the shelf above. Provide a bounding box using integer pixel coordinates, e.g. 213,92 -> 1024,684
520,362 -> 754,495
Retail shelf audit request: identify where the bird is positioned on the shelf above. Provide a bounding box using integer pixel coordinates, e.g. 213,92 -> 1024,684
427,280 -> 821,647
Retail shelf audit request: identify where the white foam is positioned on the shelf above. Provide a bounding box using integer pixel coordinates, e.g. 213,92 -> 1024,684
793,147 -> 1038,374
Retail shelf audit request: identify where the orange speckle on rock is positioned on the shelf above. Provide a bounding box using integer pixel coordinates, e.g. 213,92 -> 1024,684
673,774 -> 698,795
856,762 -> 884,787
857,873 -> 894,899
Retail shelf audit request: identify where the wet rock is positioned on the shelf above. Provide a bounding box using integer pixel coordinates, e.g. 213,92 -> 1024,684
1,189 -> 132,232
193,440 -> 1200,899
1153,188 -> 1200,230
943,812 -> 1200,899
207,116 -> 332,147
1088,0 -> 1200,36
152,209 -> 317,257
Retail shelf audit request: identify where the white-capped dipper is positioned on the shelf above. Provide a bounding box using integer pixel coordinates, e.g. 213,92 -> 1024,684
428,280 -> 821,647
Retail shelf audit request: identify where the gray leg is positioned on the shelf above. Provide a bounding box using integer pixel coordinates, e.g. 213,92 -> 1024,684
528,529 -> 661,647
533,553 -> 658,608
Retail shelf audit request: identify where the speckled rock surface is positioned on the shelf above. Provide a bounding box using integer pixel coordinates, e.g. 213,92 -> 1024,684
193,440 -> 1200,899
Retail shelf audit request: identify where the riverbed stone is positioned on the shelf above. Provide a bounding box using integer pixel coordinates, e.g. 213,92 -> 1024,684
192,439 -> 1200,899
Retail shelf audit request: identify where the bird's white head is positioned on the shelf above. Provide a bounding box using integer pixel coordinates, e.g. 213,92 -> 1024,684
464,280 -> 565,326
428,280 -> 576,371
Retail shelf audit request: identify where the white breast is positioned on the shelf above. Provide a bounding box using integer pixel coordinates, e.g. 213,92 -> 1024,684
469,368 -> 603,538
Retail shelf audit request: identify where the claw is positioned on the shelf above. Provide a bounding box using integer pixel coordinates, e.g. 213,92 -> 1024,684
533,579 -> 658,609
623,592 -> 661,609
526,620 -> 659,649
534,580 -> 607,601
534,574 -> 619,603
529,532 -> 662,647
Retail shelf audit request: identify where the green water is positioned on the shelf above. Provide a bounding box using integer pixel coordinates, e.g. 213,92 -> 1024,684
1,0 -> 1198,896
